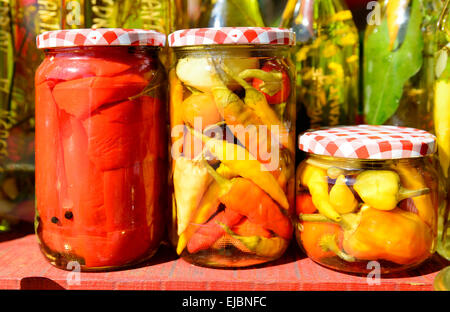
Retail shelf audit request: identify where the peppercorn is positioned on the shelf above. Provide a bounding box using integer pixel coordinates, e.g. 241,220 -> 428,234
51,216 -> 59,224
64,211 -> 73,220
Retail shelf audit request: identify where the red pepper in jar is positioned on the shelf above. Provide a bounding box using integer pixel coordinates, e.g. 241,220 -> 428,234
252,60 -> 291,105
52,74 -> 148,119
187,209 -> 243,253
205,163 -> 293,240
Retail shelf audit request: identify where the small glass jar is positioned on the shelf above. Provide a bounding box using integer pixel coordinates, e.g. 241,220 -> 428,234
295,125 -> 439,274
35,29 -> 167,271
168,27 -> 296,267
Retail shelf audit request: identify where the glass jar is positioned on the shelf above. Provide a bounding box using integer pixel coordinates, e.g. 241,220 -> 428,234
295,125 -> 439,274
280,0 -> 359,131
35,29 -> 167,271
364,0 -> 443,128
198,0 -> 265,27
435,0 -> 450,261
168,27 -> 296,267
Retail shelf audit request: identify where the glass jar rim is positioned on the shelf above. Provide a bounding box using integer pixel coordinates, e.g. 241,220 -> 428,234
168,27 -> 295,47
298,125 -> 436,160
36,28 -> 166,50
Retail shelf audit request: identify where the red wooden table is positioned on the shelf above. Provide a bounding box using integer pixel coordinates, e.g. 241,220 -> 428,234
0,225 -> 448,291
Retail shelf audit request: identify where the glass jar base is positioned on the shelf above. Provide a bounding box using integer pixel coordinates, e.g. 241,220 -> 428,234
38,242 -> 159,272
180,248 -> 283,268
308,255 -> 429,275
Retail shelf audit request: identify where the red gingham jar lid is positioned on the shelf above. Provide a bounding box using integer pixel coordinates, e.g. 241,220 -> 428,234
36,28 -> 166,49
298,125 -> 436,159
168,27 -> 295,47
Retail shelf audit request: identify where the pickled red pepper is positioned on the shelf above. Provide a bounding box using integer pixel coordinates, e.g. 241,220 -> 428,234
35,32 -> 166,269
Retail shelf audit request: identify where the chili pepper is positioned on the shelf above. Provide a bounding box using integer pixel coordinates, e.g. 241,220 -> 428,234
345,207 -> 433,265
182,92 -> 223,130
176,179 -> 222,255
189,126 -> 289,209
210,83 -> 275,165
52,74 -> 148,119
300,163 -> 342,222
222,64 -> 293,152
232,217 -> 272,238
250,60 -> 291,104
177,161 -> 268,255
216,162 -> 239,179
219,222 -> 288,258
393,163 -> 436,229
175,57 -> 259,93
241,68 -> 283,96
205,163 -> 292,239
329,175 -> 358,214
173,157 -> 213,235
353,170 -> 429,211
187,208 -> 243,254
300,205 -> 434,265
296,193 -> 318,215
298,221 -> 345,260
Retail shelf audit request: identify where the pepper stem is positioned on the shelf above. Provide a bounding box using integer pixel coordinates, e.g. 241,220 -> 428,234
319,234 -> 356,262
203,160 -> 233,190
299,213 -> 331,223
299,213 -> 360,232
237,69 -> 283,96
397,187 -> 430,201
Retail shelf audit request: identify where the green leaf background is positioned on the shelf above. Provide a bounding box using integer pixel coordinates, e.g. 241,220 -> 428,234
364,0 -> 424,125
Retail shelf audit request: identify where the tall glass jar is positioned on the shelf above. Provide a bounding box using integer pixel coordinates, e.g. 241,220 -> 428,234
295,125 -> 439,274
364,0 -> 443,128
281,0 -> 359,131
435,0 -> 450,260
168,27 -> 296,267
35,29 -> 167,271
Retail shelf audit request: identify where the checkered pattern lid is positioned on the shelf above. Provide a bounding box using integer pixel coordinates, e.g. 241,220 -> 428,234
37,28 -> 166,49
168,27 -> 295,47
298,125 -> 436,159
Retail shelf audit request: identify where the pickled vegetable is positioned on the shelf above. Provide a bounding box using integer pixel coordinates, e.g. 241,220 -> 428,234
170,45 -> 295,267
297,156 -> 438,273
35,46 -> 166,270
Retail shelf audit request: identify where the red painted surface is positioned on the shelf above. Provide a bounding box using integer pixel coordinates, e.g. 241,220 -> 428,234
0,234 -> 448,290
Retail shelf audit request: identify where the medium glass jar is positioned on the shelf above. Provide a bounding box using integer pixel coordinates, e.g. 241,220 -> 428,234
364,0 -> 443,128
280,0 -> 359,130
35,29 -> 167,271
295,125 -> 439,274
168,27 -> 296,267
